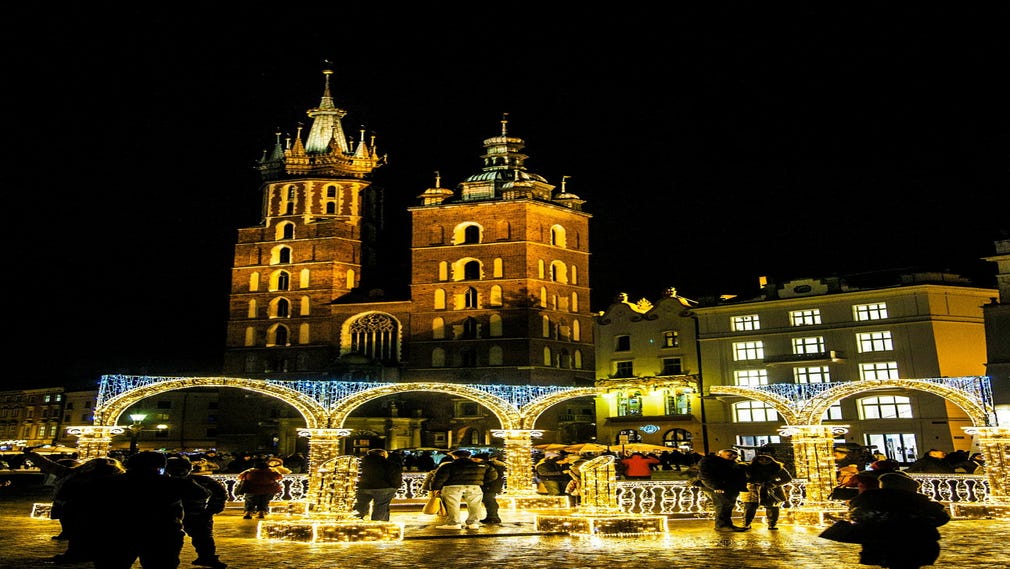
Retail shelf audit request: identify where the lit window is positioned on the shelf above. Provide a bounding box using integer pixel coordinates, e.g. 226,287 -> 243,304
859,362 -> 899,380
663,331 -> 679,348
789,309 -> 822,326
854,302 -> 888,321
733,341 -> 764,361
857,331 -> 894,353
733,401 -> 778,422
822,402 -> 843,421
734,369 -> 768,386
860,395 -> 913,419
792,336 -> 825,355
794,366 -> 831,383
731,315 -> 761,331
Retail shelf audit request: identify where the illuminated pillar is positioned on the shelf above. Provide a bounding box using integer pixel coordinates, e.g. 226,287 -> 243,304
298,428 -> 352,512
64,425 -> 124,459
779,424 -> 849,514
492,429 -> 543,495
956,426 -> 1010,518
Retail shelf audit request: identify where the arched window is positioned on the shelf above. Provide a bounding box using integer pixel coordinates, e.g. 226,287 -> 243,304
464,287 -> 478,309
559,349 -> 570,368
463,260 -> 481,280
489,285 -> 503,307
275,222 -> 294,240
346,313 -> 399,362
272,271 -> 290,291
438,261 -> 449,281
550,225 -> 566,247
495,219 -> 510,240
543,346 -> 552,366
571,265 -> 578,285
542,315 -> 550,337
432,348 -> 446,367
463,225 -> 480,244
277,247 -> 292,264
538,260 -> 545,279
434,289 -> 447,310
462,317 -> 479,339
571,292 -> 579,312
489,314 -> 503,337
273,298 -> 289,318
270,324 -> 290,347
246,299 -> 257,318
249,272 -> 260,292
489,346 -> 503,365
493,258 -> 503,278
300,296 -> 311,315
432,317 -> 445,339
574,349 -> 583,369
540,286 -> 547,307
326,202 -> 336,214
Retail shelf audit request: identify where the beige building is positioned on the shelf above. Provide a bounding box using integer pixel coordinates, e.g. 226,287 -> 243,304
695,273 -> 994,462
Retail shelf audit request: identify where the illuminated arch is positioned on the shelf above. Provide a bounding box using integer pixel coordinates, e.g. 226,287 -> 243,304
518,387 -> 599,430
93,377 -> 329,429
328,383 -> 522,429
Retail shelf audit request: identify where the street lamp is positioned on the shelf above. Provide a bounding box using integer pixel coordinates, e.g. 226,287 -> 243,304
128,413 -> 147,455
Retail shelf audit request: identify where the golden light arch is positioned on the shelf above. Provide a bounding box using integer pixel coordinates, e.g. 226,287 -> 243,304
94,376 -> 330,429
519,387 -> 599,430
327,382 -> 524,429
710,378 -> 991,427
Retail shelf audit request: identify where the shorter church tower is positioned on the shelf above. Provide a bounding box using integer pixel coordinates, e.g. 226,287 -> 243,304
407,117 -> 595,386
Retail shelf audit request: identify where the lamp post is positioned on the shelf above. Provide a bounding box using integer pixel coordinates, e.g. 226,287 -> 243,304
128,413 -> 147,455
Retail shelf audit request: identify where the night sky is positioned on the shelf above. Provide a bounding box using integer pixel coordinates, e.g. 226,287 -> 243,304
10,5 -> 1007,390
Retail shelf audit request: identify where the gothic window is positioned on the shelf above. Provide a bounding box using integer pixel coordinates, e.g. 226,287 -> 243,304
489,314 -> 502,336
273,298 -> 290,318
489,285 -> 503,306
275,222 -> 294,240
434,289 -> 447,310
346,313 -> 399,362
432,317 -> 445,339
276,246 -> 292,264
493,258 -> 503,278
464,287 -> 478,308
573,319 -> 581,341
285,201 -> 294,215
273,271 -> 290,291
270,324 -> 290,347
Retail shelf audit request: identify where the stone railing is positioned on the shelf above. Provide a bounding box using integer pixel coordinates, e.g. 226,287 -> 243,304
209,472 -> 992,516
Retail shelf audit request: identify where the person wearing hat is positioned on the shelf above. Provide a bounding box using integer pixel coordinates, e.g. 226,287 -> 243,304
846,471 -> 950,569
697,449 -> 750,532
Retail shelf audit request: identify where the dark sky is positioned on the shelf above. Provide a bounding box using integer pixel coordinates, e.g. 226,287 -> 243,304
9,5 -> 1008,390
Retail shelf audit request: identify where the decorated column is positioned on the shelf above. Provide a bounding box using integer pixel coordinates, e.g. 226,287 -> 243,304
492,428 -> 541,495
955,426 -> 1010,519
779,424 -> 849,524
298,427 -> 351,512
64,425 -> 122,459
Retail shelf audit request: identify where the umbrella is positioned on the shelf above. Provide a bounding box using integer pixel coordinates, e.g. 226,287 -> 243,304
563,443 -> 611,454
533,443 -> 569,451
617,443 -> 674,454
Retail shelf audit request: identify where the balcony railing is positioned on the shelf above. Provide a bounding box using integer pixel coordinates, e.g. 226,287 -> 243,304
763,350 -> 846,366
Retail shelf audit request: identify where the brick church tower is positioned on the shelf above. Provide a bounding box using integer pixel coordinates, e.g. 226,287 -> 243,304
407,117 -> 595,386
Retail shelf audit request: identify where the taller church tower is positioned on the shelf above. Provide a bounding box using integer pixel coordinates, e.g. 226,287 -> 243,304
223,68 -> 388,376
407,117 -> 595,386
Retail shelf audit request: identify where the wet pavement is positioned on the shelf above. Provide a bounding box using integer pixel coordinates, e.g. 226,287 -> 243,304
3,478 -> 1008,569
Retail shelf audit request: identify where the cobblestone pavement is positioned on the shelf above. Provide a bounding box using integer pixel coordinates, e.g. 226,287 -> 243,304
3,480 -> 1008,569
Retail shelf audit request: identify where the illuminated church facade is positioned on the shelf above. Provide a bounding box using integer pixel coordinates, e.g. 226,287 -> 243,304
220,68 -> 596,446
